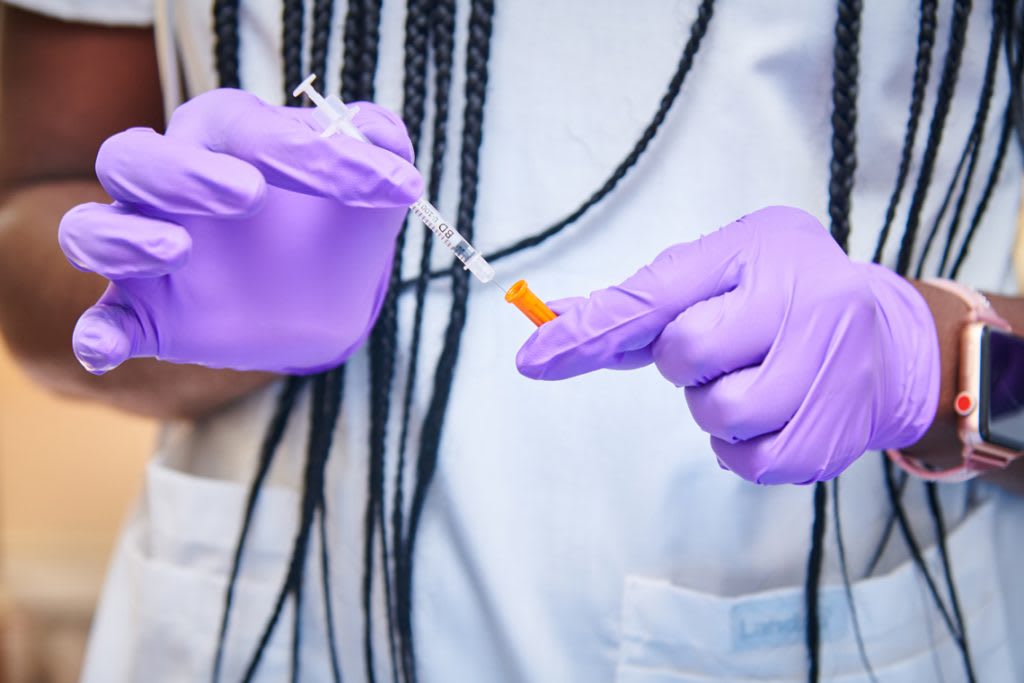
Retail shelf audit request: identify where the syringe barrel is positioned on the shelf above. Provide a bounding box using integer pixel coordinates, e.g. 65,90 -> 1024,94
408,199 -> 495,283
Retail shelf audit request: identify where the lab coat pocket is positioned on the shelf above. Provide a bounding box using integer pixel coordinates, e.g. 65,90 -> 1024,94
615,501 -> 1014,683
126,453 -> 300,682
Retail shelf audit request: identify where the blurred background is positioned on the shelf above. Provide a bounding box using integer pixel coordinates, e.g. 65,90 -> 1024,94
0,339 -> 152,682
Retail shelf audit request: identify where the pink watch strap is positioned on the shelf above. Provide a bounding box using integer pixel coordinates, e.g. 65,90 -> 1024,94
886,278 -> 1011,482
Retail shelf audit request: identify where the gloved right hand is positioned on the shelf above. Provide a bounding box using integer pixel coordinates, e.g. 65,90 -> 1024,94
59,88 -> 422,375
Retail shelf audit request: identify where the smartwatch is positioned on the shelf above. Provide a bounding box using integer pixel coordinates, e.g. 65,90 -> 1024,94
887,278 -> 1024,482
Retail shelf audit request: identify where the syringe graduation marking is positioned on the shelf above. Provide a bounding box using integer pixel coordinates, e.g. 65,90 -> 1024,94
410,200 -> 479,261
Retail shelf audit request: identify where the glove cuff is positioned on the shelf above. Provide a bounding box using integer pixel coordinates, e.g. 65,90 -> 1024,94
859,263 -> 941,450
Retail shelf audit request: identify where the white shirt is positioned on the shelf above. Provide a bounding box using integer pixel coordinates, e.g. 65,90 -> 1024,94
11,0 -> 1024,681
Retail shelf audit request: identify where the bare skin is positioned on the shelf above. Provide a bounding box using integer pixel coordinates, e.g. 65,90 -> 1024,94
0,6 -> 273,419
0,7 -> 1021,490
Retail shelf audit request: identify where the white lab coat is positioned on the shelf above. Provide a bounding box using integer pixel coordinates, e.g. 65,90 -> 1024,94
10,0 -> 1023,680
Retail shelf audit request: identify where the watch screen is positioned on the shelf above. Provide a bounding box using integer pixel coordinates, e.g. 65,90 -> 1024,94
981,327 -> 1024,451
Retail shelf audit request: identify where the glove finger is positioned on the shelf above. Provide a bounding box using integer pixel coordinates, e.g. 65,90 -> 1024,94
167,89 -> 423,207
515,295 -> 654,372
684,363 -> 804,444
96,127 -> 266,217
708,361 -> 867,485
73,300 -> 154,374
59,203 -> 192,279
651,284 -> 779,387
287,102 -> 418,163
516,228 -> 746,380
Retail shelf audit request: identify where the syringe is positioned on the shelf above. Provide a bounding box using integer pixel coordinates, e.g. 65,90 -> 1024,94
293,74 -> 500,289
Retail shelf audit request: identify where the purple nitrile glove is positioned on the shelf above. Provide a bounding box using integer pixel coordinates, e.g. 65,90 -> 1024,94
59,88 -> 423,375
517,206 -> 941,485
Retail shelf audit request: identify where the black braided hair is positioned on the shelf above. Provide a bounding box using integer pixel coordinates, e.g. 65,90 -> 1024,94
809,3 -> 863,678
390,2 -> 439,682
208,2 -> 1019,682
841,2 -> 1019,681
282,0 -> 305,106
310,0 -> 336,87
950,0 -> 1022,277
873,0 -> 938,263
882,460 -> 973,670
861,2 -> 1024,680
360,0 -> 384,106
361,0 -> 430,679
211,5 -> 347,682
950,104 -> 1016,277
895,0 -> 974,274
211,377 -> 305,683
340,0 -> 364,103
400,0 -> 718,289
237,369 -> 345,683
1007,0 -> 1024,154
827,0 -> 862,253
213,0 -> 241,89
916,0 -> 1004,277
804,482 -> 829,683
926,482 -> 978,683
395,4 -> 495,681
831,479 -> 878,683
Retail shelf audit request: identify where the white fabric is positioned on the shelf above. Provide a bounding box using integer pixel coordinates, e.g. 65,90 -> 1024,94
72,1 -> 1024,682
4,0 -> 152,26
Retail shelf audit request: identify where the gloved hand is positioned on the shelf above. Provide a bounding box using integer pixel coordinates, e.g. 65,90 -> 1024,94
59,88 -> 422,375
517,206 -> 940,484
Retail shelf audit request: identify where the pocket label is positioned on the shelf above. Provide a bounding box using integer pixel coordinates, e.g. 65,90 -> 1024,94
730,589 -> 849,652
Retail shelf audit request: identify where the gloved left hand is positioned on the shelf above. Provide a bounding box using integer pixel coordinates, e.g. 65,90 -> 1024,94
58,89 -> 422,375
516,206 -> 940,485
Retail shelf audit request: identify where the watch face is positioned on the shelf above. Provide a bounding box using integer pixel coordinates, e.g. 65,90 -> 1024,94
980,327 -> 1024,451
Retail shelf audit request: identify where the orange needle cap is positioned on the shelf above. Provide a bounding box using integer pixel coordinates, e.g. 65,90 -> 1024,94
505,279 -> 557,327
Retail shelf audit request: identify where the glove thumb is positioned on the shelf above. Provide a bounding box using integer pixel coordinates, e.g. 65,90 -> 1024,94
73,302 -> 150,374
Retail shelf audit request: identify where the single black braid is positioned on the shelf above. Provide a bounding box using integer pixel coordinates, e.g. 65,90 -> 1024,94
396,4 -> 494,681
917,0 -> 1004,277
386,2 -> 434,682
282,0 -> 305,105
808,4 -> 863,679
213,0 -> 242,89
318,505 -> 344,683
360,0 -> 384,102
872,0 -> 938,263
399,0 -> 718,289
925,483 -> 978,683
365,280 -> 402,683
828,0 -> 863,252
895,0 -> 974,274
211,377 -> 306,683
310,0 -> 336,87
804,483 -> 828,683
394,4 -> 456,679
340,0 -> 365,103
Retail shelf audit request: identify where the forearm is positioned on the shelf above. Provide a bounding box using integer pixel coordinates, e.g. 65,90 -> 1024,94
0,179 -> 274,419
905,281 -> 1024,493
